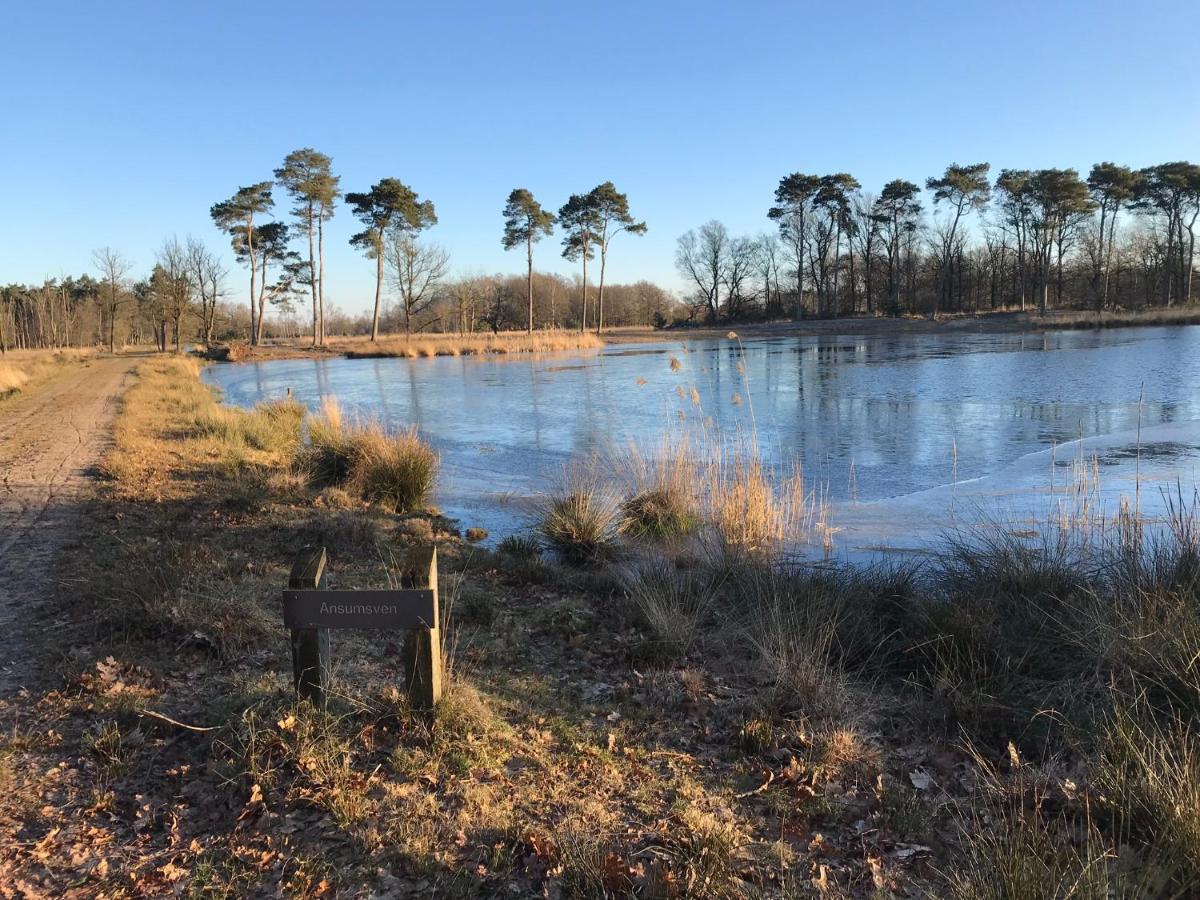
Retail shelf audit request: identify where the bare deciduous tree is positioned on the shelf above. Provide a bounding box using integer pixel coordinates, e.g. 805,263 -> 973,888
92,247 -> 132,352
386,233 -> 449,335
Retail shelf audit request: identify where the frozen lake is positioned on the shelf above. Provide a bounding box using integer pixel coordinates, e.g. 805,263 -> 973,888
203,325 -> 1200,558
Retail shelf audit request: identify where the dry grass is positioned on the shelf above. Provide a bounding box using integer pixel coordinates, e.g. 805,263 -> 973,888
104,357 -> 301,493
705,452 -> 814,554
1036,304 -> 1200,331
1096,705 -> 1200,886
0,347 -> 95,397
0,364 -> 28,393
296,397 -> 439,513
194,397 -> 306,453
340,329 -> 604,359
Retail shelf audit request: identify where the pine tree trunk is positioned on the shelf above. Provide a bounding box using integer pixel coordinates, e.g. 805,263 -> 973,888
580,248 -> 588,334
370,243 -> 383,342
308,203 -> 318,347
527,236 -> 534,334
597,245 -> 607,334
317,215 -> 326,344
247,222 -> 258,345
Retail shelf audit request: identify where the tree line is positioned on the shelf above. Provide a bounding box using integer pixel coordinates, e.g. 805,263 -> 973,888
1,146 -> 666,351
207,150 -> 651,345
6,155 -> 1199,352
676,161 -> 1200,321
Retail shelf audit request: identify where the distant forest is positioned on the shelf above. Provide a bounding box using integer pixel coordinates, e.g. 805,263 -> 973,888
682,161 -> 1200,323
2,155 -> 1198,351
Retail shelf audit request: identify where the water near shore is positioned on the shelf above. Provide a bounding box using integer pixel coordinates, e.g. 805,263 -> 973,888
203,325 -> 1200,557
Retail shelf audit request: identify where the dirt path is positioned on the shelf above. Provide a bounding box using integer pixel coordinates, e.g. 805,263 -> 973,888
0,355 -> 138,695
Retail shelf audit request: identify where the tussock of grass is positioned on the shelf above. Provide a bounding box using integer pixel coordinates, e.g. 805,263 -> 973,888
537,474 -> 622,565
620,557 -> 720,659
296,396 -> 353,484
730,563 -> 904,698
350,426 -> 439,513
618,437 -> 701,540
497,532 -> 542,562
297,397 -> 438,513
744,575 -> 857,721
944,740 -> 1184,899
621,487 -> 699,539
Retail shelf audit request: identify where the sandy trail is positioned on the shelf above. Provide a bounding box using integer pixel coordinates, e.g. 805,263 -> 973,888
0,355 -> 137,695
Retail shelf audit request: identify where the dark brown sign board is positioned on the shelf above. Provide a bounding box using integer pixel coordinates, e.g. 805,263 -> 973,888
284,545 -> 442,710
282,589 -> 436,630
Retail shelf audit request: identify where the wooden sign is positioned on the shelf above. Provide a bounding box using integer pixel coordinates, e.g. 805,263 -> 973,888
282,589 -> 436,630
284,545 -> 442,711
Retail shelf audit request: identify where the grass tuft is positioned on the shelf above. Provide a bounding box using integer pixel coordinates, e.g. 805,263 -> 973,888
537,474 -> 622,565
619,557 -> 720,659
297,397 -> 438,513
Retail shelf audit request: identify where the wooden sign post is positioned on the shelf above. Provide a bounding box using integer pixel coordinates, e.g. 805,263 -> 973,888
283,545 -> 442,710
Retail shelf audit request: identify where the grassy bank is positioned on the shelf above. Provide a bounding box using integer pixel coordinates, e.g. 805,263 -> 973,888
2,356 -> 1199,896
210,329 -> 605,362
340,330 -> 605,359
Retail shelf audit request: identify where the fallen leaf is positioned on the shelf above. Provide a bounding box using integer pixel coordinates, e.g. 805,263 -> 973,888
909,769 -> 935,791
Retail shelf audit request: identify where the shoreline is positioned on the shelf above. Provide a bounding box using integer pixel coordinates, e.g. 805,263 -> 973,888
205,305 -> 1200,363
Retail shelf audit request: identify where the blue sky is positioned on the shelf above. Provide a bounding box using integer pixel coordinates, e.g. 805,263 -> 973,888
2,0 -> 1197,314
